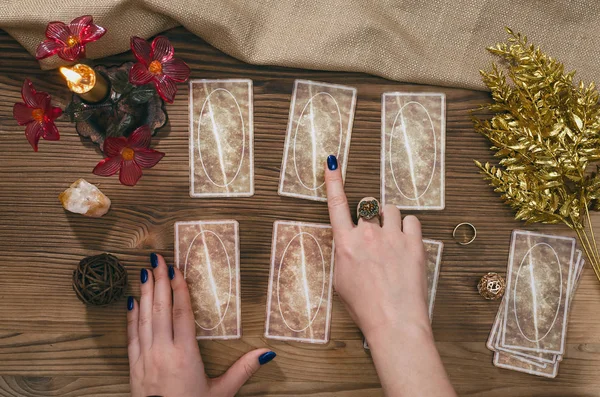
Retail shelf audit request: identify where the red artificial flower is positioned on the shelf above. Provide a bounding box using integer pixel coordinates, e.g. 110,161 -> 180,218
13,79 -> 63,152
36,15 -> 106,61
93,125 -> 165,186
129,36 -> 190,103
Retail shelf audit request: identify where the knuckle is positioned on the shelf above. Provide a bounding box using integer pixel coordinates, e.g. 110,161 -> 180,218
328,194 -> 348,209
326,172 -> 343,183
172,306 -> 192,321
153,272 -> 167,284
127,316 -> 137,328
172,277 -> 188,292
243,362 -> 255,379
165,350 -> 185,370
152,300 -> 170,315
131,365 -> 143,379
127,333 -> 139,346
361,225 -> 378,242
151,353 -> 165,370
140,283 -> 152,295
138,314 -> 151,327
335,243 -> 353,259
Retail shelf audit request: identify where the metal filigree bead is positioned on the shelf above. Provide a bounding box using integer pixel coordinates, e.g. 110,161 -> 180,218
478,272 -> 506,300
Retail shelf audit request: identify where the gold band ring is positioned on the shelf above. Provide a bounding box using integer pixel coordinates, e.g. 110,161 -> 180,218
357,197 -> 381,220
452,222 -> 477,245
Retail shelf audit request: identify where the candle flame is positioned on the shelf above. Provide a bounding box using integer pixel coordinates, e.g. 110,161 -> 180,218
59,67 -> 83,85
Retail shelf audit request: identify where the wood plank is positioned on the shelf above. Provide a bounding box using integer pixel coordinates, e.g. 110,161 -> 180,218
1,26 -> 600,395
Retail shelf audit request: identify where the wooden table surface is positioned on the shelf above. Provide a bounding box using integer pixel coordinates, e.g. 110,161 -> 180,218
1,27 -> 600,397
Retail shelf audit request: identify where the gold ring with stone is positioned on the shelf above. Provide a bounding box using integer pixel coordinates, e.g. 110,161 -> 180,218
452,222 -> 477,245
357,197 -> 381,220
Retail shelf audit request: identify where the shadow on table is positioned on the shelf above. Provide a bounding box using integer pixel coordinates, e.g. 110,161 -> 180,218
64,208 -> 118,250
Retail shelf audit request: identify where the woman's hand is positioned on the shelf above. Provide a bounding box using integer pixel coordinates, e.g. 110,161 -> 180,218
127,253 -> 275,397
324,155 -> 456,397
324,155 -> 430,340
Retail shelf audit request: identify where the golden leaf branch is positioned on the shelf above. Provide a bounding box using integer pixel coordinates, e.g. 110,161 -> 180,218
474,28 -> 600,284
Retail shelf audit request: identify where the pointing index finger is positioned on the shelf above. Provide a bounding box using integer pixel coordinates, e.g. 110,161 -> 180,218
324,155 -> 354,232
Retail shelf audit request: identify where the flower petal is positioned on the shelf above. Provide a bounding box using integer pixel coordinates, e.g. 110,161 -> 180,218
13,103 -> 34,125
58,44 -> 83,62
153,75 -> 177,103
162,58 -> 190,82
45,21 -> 70,43
35,39 -> 63,60
119,160 -> 143,186
151,36 -> 174,63
128,125 -> 152,148
21,79 -> 38,108
80,23 -> 106,44
103,136 -> 128,157
25,122 -> 43,152
68,15 -> 93,37
93,156 -> 122,177
41,121 -> 60,141
129,63 -> 154,86
37,93 -> 51,109
134,148 -> 165,168
49,106 -> 63,121
131,36 -> 151,64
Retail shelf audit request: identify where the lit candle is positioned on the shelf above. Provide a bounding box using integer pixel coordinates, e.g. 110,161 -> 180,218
60,64 -> 109,103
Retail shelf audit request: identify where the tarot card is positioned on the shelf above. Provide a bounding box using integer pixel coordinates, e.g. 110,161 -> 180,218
265,221 -> 335,343
365,239 -> 443,350
381,92 -> 445,210
500,230 -> 576,355
189,79 -> 254,197
278,80 -> 357,202
175,220 -> 241,340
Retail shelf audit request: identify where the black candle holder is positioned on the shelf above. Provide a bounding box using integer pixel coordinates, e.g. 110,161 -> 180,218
64,62 -> 167,152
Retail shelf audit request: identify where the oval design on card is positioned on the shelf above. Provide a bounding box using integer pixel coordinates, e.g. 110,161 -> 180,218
293,92 -> 343,191
389,101 -> 437,200
277,232 -> 326,332
185,230 -> 233,331
513,242 -> 563,343
197,88 -> 245,188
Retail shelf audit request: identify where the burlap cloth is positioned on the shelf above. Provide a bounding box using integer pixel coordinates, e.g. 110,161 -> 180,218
1,0 -> 598,90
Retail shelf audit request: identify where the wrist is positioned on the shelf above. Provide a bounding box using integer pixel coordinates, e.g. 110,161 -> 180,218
365,317 -> 433,352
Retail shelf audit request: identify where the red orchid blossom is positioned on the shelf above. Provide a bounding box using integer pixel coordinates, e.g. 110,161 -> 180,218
36,15 -> 106,62
13,79 -> 63,152
93,125 -> 165,186
129,36 -> 190,103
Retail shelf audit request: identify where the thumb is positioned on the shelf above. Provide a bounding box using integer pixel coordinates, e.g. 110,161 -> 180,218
211,349 -> 275,396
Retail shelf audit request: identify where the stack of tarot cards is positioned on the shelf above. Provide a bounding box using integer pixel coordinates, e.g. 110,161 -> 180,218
487,230 -> 584,378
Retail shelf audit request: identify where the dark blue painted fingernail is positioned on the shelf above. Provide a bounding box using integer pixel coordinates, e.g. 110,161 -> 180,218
127,296 -> 134,311
258,351 -> 276,365
140,268 -> 148,284
150,253 -> 159,268
327,155 -> 338,171
168,265 -> 175,280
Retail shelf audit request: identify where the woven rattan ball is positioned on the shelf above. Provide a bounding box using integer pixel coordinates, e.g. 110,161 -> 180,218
477,272 -> 506,300
73,253 -> 128,305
